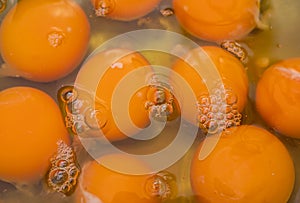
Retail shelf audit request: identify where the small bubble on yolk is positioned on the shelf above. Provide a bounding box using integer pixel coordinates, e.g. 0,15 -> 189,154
171,46 -> 248,131
47,31 -> 65,48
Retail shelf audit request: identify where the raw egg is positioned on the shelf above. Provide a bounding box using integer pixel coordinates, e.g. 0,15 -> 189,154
171,46 -> 248,133
191,125 -> 295,203
90,0 -> 162,21
0,0 -> 90,82
74,49 -> 176,141
0,86 -> 70,184
76,154 -> 160,203
256,58 -> 300,139
173,0 -> 260,42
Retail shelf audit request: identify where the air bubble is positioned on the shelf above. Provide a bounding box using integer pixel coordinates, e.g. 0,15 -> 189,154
225,105 -> 232,114
227,113 -> 234,120
196,88 -> 242,135
94,0 -> 115,16
69,166 -> 79,177
225,91 -> 237,105
226,121 -> 235,128
49,169 -> 68,185
64,114 -> 74,128
84,108 -> 106,129
47,140 -> 80,196
198,95 -> 210,106
59,86 -> 78,104
210,105 -> 219,113
72,99 -> 91,115
220,40 -> 248,64
146,86 -> 177,120
198,115 -> 207,124
61,184 -> 71,194
207,112 -> 214,120
48,31 -> 65,48
216,113 -> 224,120
154,89 -> 166,104
57,86 -> 109,137
160,8 -> 174,17
144,171 -> 177,201
56,160 -> 69,168
231,110 -> 239,116
74,122 -> 85,134
0,0 -> 7,13
201,107 -> 209,115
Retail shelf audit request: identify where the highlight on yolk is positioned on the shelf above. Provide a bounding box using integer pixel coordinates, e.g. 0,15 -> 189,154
171,46 -> 248,133
0,0 -> 90,82
256,58 -> 300,139
0,86 -> 70,184
190,125 -> 295,203
90,0 -> 162,21
173,0 -> 260,42
75,154 -> 160,203
75,49 -> 177,141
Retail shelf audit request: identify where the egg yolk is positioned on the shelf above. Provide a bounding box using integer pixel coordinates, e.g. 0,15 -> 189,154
256,58 -> 300,139
173,0 -> 260,42
76,154 -> 160,203
191,125 -> 295,203
0,0 -> 90,82
0,87 -> 70,184
90,0 -> 162,21
75,49 -> 177,141
171,46 -> 248,133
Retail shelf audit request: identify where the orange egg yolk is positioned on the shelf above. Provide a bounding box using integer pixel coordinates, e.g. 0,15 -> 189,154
0,0 -> 90,82
76,154 -> 159,203
256,57 -> 300,139
191,125 -> 295,203
173,0 -> 260,42
90,0 -> 162,21
171,46 -> 248,132
74,49 -> 178,141
0,86 -> 70,184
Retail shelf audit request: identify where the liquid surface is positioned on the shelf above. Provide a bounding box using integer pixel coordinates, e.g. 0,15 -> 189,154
0,0 -> 300,202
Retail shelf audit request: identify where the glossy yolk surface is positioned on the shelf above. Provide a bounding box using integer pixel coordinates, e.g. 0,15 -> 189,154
75,49 -> 153,141
173,0 -> 259,42
76,154 -> 159,203
191,125 -> 295,203
171,46 -> 248,127
91,0 -> 162,21
0,87 -> 70,184
0,0 -> 90,82
256,58 -> 300,139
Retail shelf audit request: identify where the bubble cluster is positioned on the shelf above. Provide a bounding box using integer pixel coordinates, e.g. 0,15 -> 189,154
145,85 -> 177,121
47,31 -> 65,48
47,140 -> 80,195
196,85 -> 242,134
160,8 -> 174,17
220,40 -> 248,64
144,171 -> 177,201
57,86 -> 108,137
94,0 -> 115,16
